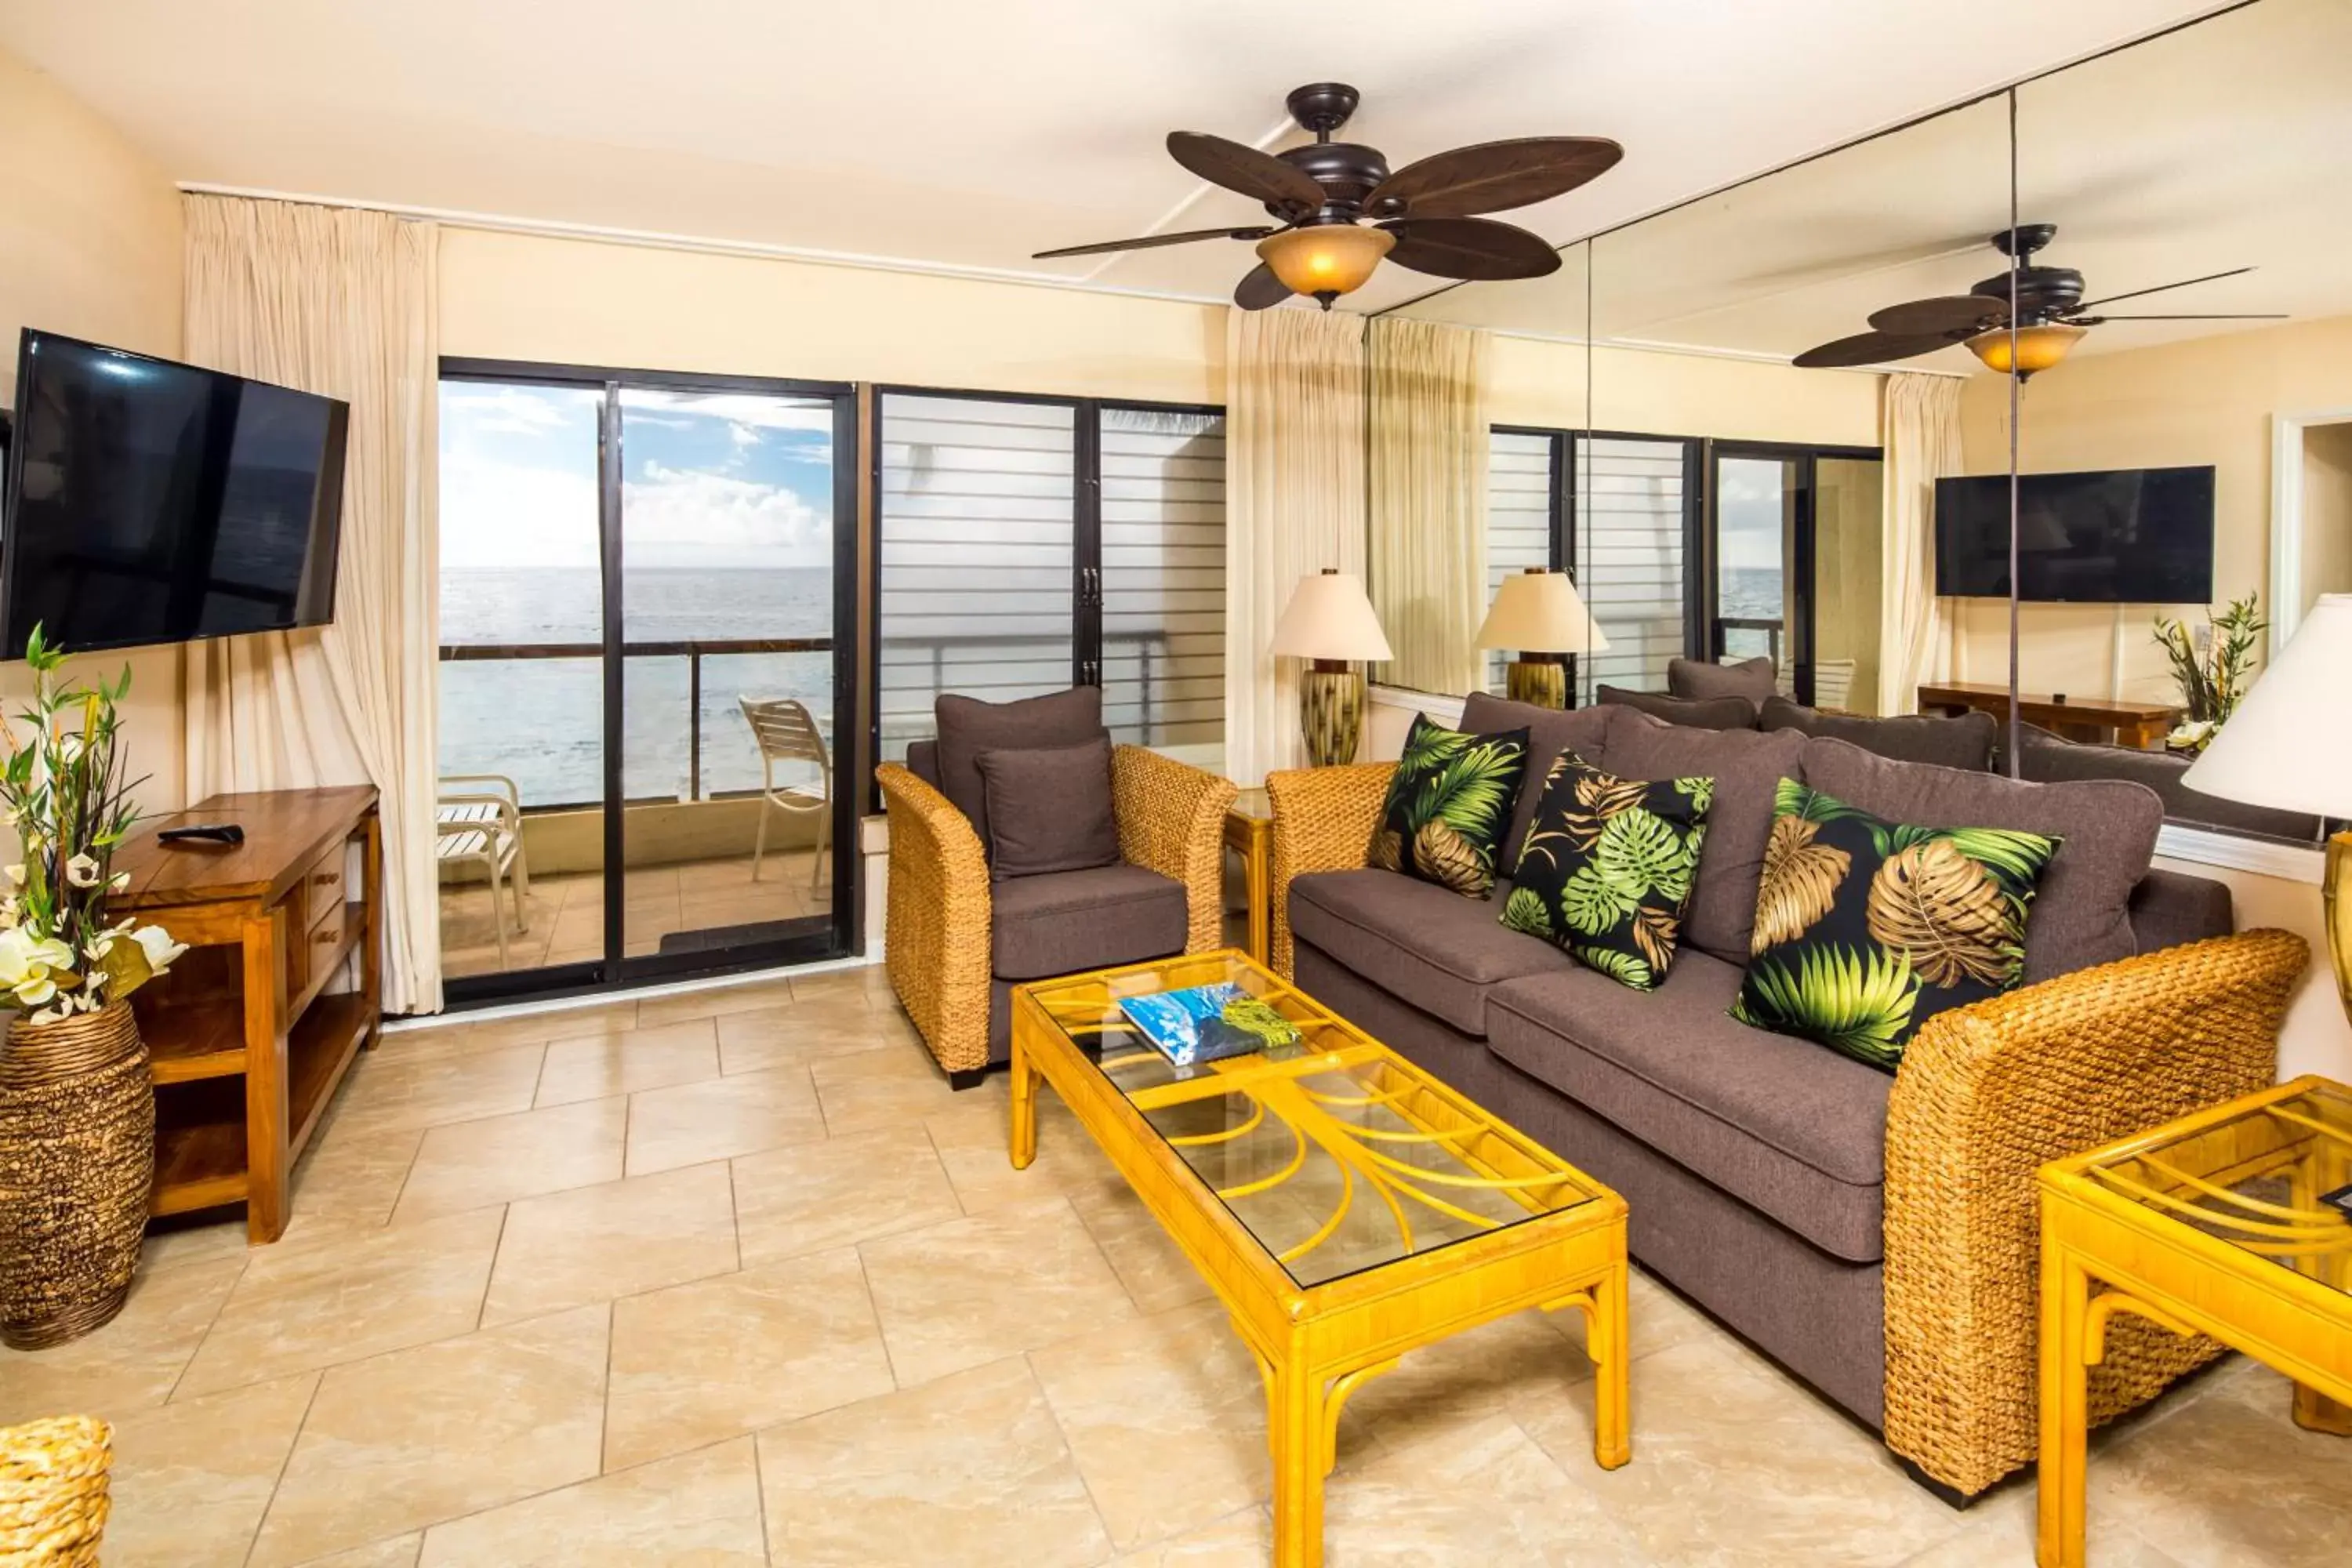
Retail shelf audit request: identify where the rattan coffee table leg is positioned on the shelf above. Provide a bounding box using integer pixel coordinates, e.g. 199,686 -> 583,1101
1008,1035 -> 1038,1171
1268,1358 -> 1328,1568
1592,1259 -> 1632,1469
2036,1234 -> 2092,1568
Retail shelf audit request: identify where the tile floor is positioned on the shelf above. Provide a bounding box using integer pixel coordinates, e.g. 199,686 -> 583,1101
438,849 -> 832,978
2,964 -> 2346,1566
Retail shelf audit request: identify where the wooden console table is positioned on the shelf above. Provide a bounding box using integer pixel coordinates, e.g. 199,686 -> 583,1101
110,786 -> 382,1242
1917,681 -> 2180,750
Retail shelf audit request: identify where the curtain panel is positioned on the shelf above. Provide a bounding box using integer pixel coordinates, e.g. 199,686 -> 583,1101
1878,372 -> 1965,717
1367,317 -> 1489,697
1223,307 -> 1368,784
182,195 -> 443,1014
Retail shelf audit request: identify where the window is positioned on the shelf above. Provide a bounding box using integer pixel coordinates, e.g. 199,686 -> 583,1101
1483,430 -> 1558,695
1575,435 -> 1694,702
1099,407 -> 1226,761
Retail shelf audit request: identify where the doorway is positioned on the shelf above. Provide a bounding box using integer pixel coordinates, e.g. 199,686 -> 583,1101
1704,442 -> 1884,711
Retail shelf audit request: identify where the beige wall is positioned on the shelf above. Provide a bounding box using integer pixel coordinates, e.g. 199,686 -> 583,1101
1490,336 -> 1882,446
1814,456 -> 1885,714
2301,419 -> 2352,615
0,48 -> 186,808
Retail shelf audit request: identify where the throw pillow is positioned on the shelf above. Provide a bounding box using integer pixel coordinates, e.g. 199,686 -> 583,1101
1668,655 -> 1778,704
1730,777 -> 2059,1070
1501,750 -> 1711,991
1366,714 -> 1530,899
973,736 -> 1120,880
1595,685 -> 1759,731
934,688 -> 1103,858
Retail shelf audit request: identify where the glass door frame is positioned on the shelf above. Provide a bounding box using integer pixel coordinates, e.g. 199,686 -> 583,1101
439,357 -> 862,1010
1700,438 -> 1882,709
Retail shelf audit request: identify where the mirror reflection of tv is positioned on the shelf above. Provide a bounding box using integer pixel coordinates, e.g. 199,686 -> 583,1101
1933,466 -> 2214,603
0,330 -> 348,659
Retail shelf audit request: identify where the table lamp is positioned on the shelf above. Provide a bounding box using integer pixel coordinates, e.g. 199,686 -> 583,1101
1269,569 -> 1393,766
2182,593 -> 2352,1026
1473,568 -> 1611,710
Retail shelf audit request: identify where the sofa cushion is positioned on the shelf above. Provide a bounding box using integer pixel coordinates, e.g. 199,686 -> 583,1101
1289,869 -> 1570,1036
1598,686 -> 1758,731
935,688 -> 1105,858
1670,655 -> 1778,704
989,863 -> 1186,982
1486,952 -> 1893,1263
2015,724 -> 2325,840
1603,713 -> 1808,966
1460,693 -> 1618,878
1760,696 -> 1998,772
1501,750 -> 1711,991
1367,714 -> 1529,899
975,736 -> 1120,879
1798,735 -> 2161,984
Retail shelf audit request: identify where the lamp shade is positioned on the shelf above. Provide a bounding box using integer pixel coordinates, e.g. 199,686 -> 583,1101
1965,321 -> 2087,376
2182,593 -> 2352,818
1269,569 -> 1393,662
1474,568 -> 1612,655
1256,225 -> 1395,299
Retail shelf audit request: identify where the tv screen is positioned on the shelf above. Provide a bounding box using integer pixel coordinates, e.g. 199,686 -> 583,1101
0,331 -> 348,657
1933,466 -> 2214,604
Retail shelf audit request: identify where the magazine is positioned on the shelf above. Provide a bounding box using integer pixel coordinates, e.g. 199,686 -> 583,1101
1116,982 -> 1301,1067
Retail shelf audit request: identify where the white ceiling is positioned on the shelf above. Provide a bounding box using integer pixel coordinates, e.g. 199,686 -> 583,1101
0,0 -> 2250,316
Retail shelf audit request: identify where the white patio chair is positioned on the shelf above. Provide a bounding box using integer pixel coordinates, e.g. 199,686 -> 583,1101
739,697 -> 832,889
1814,658 -> 1859,713
437,774 -> 530,964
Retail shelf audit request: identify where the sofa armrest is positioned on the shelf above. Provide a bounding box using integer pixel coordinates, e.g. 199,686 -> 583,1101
876,761 -> 993,1075
1265,762 -> 1395,978
1111,745 -> 1238,956
1882,927 -> 2308,1497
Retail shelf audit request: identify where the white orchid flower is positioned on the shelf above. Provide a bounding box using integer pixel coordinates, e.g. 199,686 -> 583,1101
108,871 -> 129,892
2,865 -> 21,887
129,925 -> 188,977
0,926 -> 74,1008
65,854 -> 101,888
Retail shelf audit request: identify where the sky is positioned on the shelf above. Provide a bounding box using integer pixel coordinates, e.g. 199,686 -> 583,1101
439,383 -> 835,572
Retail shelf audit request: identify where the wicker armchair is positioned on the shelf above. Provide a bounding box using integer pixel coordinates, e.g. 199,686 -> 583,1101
1262,760 -> 2308,1497
878,745 -> 1235,1082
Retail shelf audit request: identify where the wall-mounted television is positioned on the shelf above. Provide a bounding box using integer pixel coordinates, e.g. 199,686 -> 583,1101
1933,465 -> 2215,604
0,330 -> 348,658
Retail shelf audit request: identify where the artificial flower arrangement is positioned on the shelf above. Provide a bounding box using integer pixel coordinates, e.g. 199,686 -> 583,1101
2153,593 -> 2265,755
0,627 -> 185,1023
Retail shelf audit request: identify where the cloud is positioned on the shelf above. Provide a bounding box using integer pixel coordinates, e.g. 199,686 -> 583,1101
441,454 -> 601,571
623,463 -> 830,569
444,385 -> 586,440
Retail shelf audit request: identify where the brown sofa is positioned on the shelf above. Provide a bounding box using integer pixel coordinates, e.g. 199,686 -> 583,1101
1267,694 -> 2307,1500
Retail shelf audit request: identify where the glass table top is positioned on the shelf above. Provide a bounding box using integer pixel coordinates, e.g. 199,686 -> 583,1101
1019,951 -> 1606,1288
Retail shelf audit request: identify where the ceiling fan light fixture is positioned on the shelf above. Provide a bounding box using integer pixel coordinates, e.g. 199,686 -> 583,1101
1256,223 -> 1395,303
1965,321 -> 2086,377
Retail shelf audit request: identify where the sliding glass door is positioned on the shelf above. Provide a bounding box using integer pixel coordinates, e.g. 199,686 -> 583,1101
1705,442 -> 1886,711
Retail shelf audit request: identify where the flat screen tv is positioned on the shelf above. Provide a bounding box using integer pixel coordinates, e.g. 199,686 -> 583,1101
0,330 -> 348,658
1933,465 -> 2215,603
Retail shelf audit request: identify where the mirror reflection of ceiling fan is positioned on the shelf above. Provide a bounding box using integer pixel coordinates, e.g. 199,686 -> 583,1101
1793,224 -> 2285,376
1032,83 -> 1619,311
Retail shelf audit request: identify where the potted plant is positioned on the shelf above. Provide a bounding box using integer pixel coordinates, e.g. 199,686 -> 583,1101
2153,594 -> 2265,754
0,628 -> 185,1349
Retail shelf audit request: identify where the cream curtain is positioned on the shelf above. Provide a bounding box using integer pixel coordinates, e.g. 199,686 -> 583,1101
183,195 -> 443,1014
1878,372 -> 1965,716
1225,307 -> 1368,784
1367,318 -> 1489,697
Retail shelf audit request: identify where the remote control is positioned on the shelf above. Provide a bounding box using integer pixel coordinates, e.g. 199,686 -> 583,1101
157,823 -> 245,847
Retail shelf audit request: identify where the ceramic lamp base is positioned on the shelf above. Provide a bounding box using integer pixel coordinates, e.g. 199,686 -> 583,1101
1506,659 -> 1567,710
2327,830 -> 2350,1028
1299,664 -> 1363,768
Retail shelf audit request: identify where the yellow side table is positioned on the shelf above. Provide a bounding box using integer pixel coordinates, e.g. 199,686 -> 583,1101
2036,1076 -> 2352,1568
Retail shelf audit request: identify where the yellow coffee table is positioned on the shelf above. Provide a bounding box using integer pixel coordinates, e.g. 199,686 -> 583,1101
1011,949 -> 1629,1568
2037,1076 -> 2352,1568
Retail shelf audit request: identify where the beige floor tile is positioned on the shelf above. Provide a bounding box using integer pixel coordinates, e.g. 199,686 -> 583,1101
755,1357 -> 1112,1568
421,998 -> 641,1056
104,1372 -> 318,1567
250,1305 -> 609,1567
1069,1178 -> 1214,1316
329,1044 -> 547,1136
859,1194 -> 1138,1387
1898,1490 -> 2183,1568
533,1018 -> 720,1107
393,1098 -> 629,1221
0,1256 -> 244,1425
296,1537 -> 423,1568
481,1163 -> 739,1325
285,1123 -> 425,1234
138,1215 -> 252,1276
1345,1307 -> 1600,1465
418,1438 -> 765,1566
1323,1413 -> 1649,1567
1029,1300 -> 1271,1551
731,1126 -> 964,1266
636,977 -> 800,1029
1105,1508 -> 1273,1567
786,963 -> 895,1007
811,1040 -> 968,1135
927,1091 -> 1108,1215
714,999 -> 910,1076
622,1066 -> 826,1175
177,1209 -> 503,1397
603,1248 -> 895,1471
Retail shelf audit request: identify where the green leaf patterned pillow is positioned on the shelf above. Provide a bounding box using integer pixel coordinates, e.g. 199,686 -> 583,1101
1500,750 -> 1711,991
1730,778 -> 2059,1070
1367,714 -> 1530,899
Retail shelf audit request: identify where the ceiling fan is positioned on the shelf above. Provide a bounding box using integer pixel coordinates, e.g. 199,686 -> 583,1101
1033,82 -> 1621,310
1793,224 -> 2285,376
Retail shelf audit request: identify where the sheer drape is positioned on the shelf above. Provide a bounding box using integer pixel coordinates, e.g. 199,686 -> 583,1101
182,195 -> 442,1014
1224,307 -> 1367,784
1878,372 -> 1965,716
1367,318 -> 1489,697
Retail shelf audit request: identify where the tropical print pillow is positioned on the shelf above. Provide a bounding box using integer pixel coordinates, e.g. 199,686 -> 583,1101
1500,750 -> 1711,991
1730,778 -> 2059,1070
1367,715 -> 1530,899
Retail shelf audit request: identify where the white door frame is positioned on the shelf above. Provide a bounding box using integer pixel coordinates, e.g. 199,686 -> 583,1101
2269,406 -> 2352,653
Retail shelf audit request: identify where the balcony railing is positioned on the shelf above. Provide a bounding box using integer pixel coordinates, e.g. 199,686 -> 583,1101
1717,616 -> 1784,668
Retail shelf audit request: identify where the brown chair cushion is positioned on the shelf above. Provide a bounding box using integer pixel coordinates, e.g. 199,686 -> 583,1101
1597,686 -> 1759,731
989,863 -> 1187,982
905,739 -> 942,788
1458,694 -> 1619,877
975,737 -> 1120,880
1602,713 -> 1807,966
1797,735 -> 2161,983
1669,655 -> 1778,704
935,688 -> 1104,856
1287,869 -> 1572,1036
1759,696 -> 1998,772
1486,952 -> 1892,1263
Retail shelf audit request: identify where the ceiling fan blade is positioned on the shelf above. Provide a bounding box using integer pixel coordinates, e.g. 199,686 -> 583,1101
1234,263 -> 1292,311
1378,216 -> 1560,281
1033,226 -> 1276,260
1792,331 -> 1969,370
1867,296 -> 2009,336
1367,136 -> 1623,217
2073,266 -> 2254,311
1167,132 -> 1326,216
2072,312 -> 2288,322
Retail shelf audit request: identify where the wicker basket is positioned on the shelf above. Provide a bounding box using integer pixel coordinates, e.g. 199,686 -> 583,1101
0,1417 -> 110,1565
0,1002 -> 154,1350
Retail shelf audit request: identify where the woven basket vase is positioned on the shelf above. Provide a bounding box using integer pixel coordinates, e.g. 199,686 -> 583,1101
0,1416 -> 111,1565
0,1001 -> 154,1350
